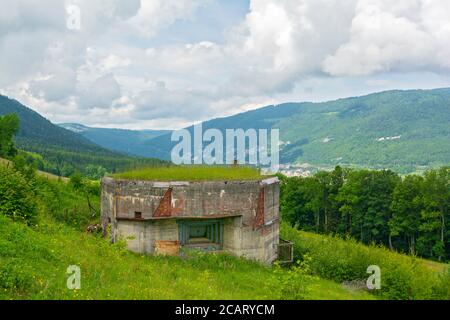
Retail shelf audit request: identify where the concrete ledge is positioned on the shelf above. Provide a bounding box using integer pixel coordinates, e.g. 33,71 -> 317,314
260,177 -> 279,185
116,214 -> 243,221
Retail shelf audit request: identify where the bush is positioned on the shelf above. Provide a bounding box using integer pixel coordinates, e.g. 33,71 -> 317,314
33,175 -> 100,230
271,257 -> 317,300
69,172 -> 84,190
0,166 -> 37,225
12,153 -> 37,180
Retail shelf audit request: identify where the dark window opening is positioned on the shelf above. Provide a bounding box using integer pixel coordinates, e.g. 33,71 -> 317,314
134,211 -> 142,219
178,220 -> 223,250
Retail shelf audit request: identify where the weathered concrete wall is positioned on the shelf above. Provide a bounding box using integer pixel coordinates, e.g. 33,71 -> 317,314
101,177 -> 280,264
116,220 -> 179,253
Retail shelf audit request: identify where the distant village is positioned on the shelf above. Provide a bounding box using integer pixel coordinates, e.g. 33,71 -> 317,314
260,162 -> 315,177
277,164 -> 313,177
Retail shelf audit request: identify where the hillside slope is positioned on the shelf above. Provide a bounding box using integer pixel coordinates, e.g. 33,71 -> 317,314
1,162 -> 447,300
0,95 -> 112,154
143,88 -> 450,172
0,157 -> 69,182
0,215 -> 376,300
0,160 -> 372,300
281,222 -> 449,300
279,88 -> 450,169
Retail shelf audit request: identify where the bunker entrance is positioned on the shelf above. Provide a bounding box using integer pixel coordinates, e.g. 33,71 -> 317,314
178,219 -> 224,251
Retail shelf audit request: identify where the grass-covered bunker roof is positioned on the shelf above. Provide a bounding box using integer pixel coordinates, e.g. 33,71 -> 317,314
111,165 -> 269,182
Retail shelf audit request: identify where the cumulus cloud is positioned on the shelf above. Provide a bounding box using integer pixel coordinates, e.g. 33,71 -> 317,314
221,0 -> 358,95
127,0 -> 207,37
28,65 -> 77,102
323,0 -> 450,75
1,0 -> 450,128
79,73 -> 121,109
132,81 -> 213,119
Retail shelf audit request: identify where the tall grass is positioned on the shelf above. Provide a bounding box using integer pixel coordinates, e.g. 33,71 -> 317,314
33,175 -> 100,230
0,215 -> 374,300
281,222 -> 450,300
3,164 -> 446,300
0,167 -> 370,300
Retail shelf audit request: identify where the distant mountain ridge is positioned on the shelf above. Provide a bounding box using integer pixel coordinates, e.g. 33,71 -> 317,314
2,88 -> 450,174
59,123 -> 169,158
140,88 -> 450,172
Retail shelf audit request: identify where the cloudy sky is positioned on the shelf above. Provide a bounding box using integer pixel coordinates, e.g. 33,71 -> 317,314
1,0 -> 450,129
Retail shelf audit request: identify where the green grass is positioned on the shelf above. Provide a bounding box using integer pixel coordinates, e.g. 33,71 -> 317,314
112,165 -> 266,181
0,167 -> 373,300
1,165 -> 446,300
281,222 -> 450,300
0,215 -> 374,300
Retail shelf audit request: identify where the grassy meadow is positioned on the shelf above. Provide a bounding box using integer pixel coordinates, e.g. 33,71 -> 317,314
0,162 -> 448,300
0,214 -> 375,300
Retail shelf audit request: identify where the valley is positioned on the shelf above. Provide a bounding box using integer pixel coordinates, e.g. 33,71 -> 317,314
56,88 -> 450,174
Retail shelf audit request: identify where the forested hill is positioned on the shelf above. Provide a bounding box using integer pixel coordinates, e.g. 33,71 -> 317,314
0,95 -> 114,153
143,88 -> 450,172
0,95 -> 166,177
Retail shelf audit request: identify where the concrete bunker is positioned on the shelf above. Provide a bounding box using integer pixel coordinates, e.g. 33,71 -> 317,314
101,176 -> 282,264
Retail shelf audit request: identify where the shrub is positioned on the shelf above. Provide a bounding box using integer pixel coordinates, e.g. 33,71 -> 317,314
12,153 -> 37,180
0,166 -> 37,225
32,175 -> 100,230
69,172 -> 84,190
271,256 -> 317,300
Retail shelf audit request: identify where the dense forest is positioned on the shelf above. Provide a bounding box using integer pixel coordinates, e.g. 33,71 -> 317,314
279,166 -> 450,262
